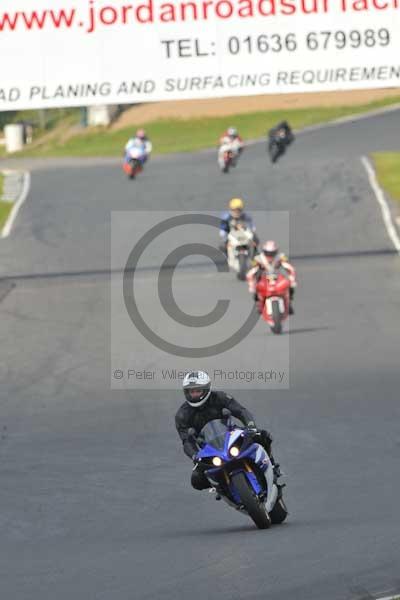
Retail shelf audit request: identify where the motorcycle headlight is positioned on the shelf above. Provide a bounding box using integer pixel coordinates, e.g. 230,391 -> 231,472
229,446 -> 240,457
212,456 -> 223,467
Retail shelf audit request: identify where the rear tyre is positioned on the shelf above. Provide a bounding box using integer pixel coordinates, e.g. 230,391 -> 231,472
271,300 -> 282,334
237,253 -> 248,281
231,472 -> 271,529
269,497 -> 288,524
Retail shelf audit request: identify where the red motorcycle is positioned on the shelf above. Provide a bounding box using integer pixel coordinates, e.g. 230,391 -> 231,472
122,147 -> 144,180
256,271 -> 291,334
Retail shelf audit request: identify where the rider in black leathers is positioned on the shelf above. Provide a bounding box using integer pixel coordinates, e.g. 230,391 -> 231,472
175,371 -> 276,490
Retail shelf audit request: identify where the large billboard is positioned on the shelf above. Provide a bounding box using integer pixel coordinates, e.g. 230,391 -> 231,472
1,0 -> 400,110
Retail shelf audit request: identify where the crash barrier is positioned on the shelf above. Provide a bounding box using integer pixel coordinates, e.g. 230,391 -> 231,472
4,124 -> 24,153
87,105 -> 119,126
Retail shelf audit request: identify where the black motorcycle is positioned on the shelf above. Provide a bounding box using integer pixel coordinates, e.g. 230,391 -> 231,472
267,121 -> 294,164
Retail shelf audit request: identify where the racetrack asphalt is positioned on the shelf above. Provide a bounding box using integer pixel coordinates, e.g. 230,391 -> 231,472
1,110 -> 400,600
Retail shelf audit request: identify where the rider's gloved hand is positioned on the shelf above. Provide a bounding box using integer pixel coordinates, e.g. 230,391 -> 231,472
245,421 -> 258,434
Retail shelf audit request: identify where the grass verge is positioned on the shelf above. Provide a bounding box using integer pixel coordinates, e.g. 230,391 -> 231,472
0,172 -> 13,233
0,201 -> 12,232
0,108 -> 81,158
8,94 -> 400,158
372,153 -> 400,203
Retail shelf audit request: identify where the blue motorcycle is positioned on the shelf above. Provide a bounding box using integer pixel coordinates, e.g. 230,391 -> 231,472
191,411 -> 288,529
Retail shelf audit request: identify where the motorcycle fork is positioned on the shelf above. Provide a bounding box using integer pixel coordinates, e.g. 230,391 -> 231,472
245,459 -> 269,497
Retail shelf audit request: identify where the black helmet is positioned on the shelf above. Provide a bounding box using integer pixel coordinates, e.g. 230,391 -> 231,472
183,371 -> 211,407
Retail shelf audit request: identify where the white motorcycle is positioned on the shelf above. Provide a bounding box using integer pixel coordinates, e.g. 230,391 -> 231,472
227,225 -> 255,281
218,141 -> 242,173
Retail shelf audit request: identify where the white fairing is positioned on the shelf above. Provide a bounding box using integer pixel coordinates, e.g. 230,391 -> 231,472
253,442 -> 278,513
227,227 -> 254,272
219,142 -> 235,155
265,296 -> 285,315
219,139 -> 242,155
129,147 -> 144,160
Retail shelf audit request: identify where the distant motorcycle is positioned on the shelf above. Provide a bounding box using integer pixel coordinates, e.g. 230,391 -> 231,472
227,224 -> 256,280
256,270 -> 291,334
122,147 -> 146,179
219,142 -> 242,173
267,121 -> 294,164
191,411 -> 287,530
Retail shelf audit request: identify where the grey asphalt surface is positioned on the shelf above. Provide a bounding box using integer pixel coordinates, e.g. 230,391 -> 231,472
1,110 -> 400,600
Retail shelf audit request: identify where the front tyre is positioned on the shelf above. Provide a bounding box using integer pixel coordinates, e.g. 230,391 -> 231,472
129,159 -> 141,179
269,142 -> 280,164
231,472 -> 271,529
237,253 -> 248,281
271,300 -> 282,334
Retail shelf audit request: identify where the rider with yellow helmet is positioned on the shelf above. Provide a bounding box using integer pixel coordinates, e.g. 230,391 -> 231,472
219,198 -> 259,253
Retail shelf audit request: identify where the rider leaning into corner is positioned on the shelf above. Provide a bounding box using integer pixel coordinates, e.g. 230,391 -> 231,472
124,128 -> 153,165
175,371 -> 280,491
246,240 -> 297,314
219,197 -> 259,254
218,126 -> 244,171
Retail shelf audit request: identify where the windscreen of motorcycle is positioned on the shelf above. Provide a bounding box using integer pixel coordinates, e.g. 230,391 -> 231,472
199,420 -> 228,451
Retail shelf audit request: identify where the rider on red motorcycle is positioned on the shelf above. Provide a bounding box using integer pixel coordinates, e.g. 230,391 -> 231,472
247,240 -> 297,314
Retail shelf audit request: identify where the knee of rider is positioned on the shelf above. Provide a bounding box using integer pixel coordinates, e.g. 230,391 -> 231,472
247,276 -> 256,291
192,467 -> 209,488
191,471 -> 203,490
261,429 -> 273,444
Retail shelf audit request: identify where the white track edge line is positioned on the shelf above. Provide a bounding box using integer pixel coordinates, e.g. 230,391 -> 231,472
1,171 -> 31,239
361,156 -> 400,255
